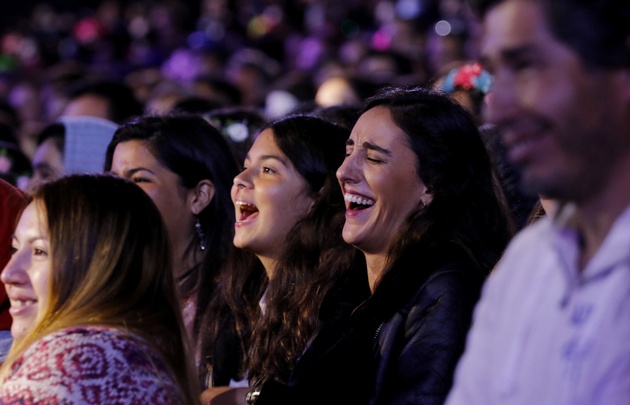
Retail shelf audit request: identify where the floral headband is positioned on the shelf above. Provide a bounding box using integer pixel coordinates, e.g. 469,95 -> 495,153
440,62 -> 493,95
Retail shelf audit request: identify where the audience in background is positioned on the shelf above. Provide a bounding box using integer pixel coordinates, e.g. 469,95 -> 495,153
27,116 -> 118,191
314,75 -> 382,109
60,79 -> 144,125
307,104 -> 362,131
191,76 -> 243,109
0,114 -> 32,190
0,0 -> 484,169
205,107 -> 267,164
0,140 -> 31,190
171,95 -> 226,116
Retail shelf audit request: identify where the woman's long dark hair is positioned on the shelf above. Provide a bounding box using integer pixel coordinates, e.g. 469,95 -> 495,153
104,113 -> 262,384
366,86 -> 515,284
246,115 -> 358,385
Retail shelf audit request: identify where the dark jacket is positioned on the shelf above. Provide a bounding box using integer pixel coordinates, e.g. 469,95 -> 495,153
256,242 -> 486,405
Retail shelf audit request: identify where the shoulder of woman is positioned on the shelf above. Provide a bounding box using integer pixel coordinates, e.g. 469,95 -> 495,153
16,325 -> 166,371
414,266 -> 484,304
2,325 -> 179,403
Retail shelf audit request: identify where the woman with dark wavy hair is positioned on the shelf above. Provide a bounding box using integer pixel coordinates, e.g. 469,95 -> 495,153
202,114 -> 359,405
105,113 -> 264,392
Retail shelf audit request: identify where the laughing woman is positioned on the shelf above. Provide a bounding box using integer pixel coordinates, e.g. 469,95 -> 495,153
250,86 -> 516,405
201,114 -> 359,405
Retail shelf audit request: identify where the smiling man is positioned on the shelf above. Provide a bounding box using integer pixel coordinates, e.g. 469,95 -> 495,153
445,0 -> 630,404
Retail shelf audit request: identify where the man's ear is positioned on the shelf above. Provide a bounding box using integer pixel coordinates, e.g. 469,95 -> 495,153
190,179 -> 215,215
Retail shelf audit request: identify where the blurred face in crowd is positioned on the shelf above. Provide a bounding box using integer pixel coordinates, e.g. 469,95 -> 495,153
315,77 -> 360,107
1,202 -> 51,341
109,140 -> 195,256
337,106 -> 430,257
61,95 -> 110,121
29,138 -> 64,191
480,0 -> 630,202
231,129 -> 313,276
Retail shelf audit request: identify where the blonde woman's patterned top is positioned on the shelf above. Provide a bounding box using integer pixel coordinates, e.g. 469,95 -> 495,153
0,325 -> 185,404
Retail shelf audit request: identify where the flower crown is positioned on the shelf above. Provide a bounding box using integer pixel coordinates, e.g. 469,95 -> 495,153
440,62 -> 493,95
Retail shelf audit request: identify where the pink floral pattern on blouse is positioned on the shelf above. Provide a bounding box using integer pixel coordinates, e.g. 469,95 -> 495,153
0,326 -> 185,404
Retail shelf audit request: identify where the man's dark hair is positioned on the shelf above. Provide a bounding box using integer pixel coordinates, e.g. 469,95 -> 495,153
468,0 -> 630,69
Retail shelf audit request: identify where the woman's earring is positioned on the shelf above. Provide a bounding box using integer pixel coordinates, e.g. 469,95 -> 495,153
195,217 -> 206,251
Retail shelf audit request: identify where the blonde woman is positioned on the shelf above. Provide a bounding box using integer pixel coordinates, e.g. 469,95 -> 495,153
1,174 -> 199,404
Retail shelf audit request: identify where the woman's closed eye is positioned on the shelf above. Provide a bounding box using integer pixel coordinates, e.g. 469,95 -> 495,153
131,176 -> 151,183
366,155 -> 385,164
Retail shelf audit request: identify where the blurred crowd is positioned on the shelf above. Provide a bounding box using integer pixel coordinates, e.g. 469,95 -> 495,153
0,0 -> 481,189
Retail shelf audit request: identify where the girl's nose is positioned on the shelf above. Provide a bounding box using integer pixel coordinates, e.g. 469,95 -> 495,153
233,171 -> 250,189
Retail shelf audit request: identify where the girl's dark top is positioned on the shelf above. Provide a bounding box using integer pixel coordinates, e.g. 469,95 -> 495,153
255,242 -> 486,405
207,312 -> 244,387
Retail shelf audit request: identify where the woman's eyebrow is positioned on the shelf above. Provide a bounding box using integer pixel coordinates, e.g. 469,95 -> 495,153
259,154 -> 290,168
363,141 -> 392,156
